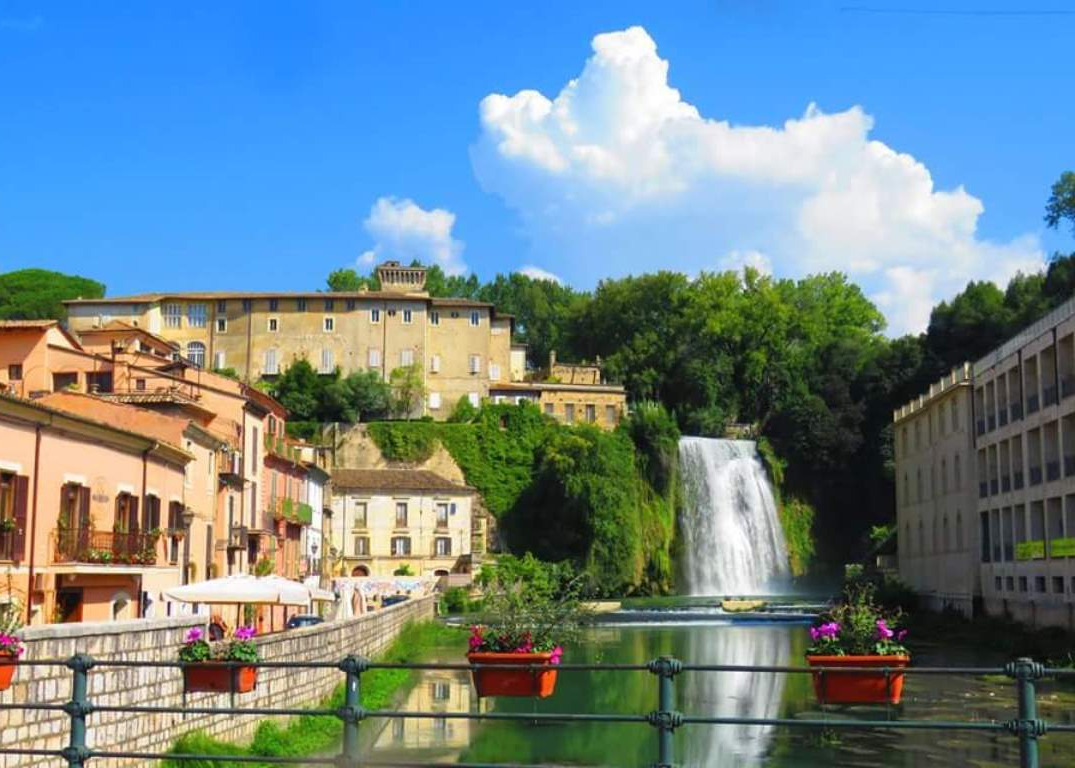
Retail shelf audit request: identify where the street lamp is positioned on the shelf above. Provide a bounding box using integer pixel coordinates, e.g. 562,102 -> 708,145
310,542 -> 319,578
180,507 -> 195,585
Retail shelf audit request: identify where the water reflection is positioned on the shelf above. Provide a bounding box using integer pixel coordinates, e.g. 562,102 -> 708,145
681,625 -> 790,767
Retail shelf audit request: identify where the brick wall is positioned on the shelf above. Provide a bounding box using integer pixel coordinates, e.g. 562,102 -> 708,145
0,596 -> 435,767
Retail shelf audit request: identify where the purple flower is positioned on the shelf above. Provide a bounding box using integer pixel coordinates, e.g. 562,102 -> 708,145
234,626 -> 256,641
876,620 -> 894,640
897,629 -> 908,642
185,627 -> 203,644
549,646 -> 563,666
809,626 -> 820,642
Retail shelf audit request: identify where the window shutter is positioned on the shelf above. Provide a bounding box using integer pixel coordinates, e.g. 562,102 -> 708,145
79,486 -> 91,526
130,496 -> 140,532
12,475 -> 28,562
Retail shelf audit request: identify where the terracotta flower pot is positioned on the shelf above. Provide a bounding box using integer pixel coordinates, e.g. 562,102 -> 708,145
182,663 -> 258,693
467,651 -> 559,698
806,655 -> 909,705
0,651 -> 16,692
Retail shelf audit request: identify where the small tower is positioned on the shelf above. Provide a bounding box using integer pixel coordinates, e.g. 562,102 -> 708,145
375,261 -> 428,293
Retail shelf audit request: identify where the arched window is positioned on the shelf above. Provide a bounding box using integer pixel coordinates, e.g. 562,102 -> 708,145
186,341 -> 206,368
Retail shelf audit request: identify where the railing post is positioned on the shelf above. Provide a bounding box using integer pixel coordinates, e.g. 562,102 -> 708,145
647,656 -> 683,768
337,655 -> 368,767
1006,657 -> 1046,768
61,653 -> 94,768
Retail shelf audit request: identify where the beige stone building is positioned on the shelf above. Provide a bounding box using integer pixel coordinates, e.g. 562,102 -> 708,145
63,262 -> 517,419
329,469 -> 477,579
893,364 -> 978,617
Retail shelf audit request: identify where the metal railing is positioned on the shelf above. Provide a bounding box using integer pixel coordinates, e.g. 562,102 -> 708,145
2,656 -> 1075,767
52,528 -> 161,566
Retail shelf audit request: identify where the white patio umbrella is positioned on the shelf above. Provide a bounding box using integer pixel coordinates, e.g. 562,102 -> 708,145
163,575 -> 310,606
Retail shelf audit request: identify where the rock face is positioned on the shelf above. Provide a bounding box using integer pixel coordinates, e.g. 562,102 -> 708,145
328,423 -> 466,484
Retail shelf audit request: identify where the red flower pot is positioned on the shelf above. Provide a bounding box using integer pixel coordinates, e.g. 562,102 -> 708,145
806,655 -> 909,705
0,651 -> 16,692
182,663 -> 258,694
467,652 -> 559,698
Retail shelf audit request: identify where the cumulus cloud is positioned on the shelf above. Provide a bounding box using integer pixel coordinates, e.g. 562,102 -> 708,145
517,265 -> 563,283
358,197 -> 466,275
719,250 -> 772,277
472,26 -> 1044,335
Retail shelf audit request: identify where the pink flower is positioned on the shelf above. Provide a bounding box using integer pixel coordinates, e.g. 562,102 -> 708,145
876,620 -> 894,640
549,646 -> 563,666
234,626 -> 256,641
468,625 -> 485,652
0,633 -> 23,657
897,629 -> 908,642
185,627 -> 203,644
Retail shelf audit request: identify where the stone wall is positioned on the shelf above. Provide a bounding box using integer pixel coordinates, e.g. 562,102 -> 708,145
0,596 -> 435,767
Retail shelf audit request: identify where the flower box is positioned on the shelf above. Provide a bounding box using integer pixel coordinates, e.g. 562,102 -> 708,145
806,655 -> 909,705
0,651 -> 16,692
182,663 -> 258,694
467,651 -> 559,698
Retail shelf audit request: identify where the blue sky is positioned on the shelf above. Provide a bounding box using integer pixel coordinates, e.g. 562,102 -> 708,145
1,1 -> 1072,333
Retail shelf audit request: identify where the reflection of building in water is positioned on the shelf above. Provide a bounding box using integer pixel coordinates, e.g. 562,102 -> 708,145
681,625 -> 790,767
372,669 -> 486,760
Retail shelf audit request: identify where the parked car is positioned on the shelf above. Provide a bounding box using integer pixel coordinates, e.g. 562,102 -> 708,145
286,614 -> 324,629
382,594 -> 410,607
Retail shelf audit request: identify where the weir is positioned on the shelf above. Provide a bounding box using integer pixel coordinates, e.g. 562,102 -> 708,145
678,437 -> 790,596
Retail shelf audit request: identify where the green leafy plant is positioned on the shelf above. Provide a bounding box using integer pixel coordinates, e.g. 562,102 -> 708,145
253,556 -> 274,577
0,517 -> 16,533
178,627 -> 212,662
393,564 -> 414,577
807,583 -> 909,657
224,627 -> 259,663
178,626 -> 259,663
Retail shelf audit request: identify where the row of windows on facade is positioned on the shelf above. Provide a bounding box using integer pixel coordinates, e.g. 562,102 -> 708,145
902,510 -> 966,558
898,397 -> 962,458
162,302 -> 482,330
978,495 -> 1075,564
350,500 -> 456,529
992,575 -> 1075,596
901,454 -> 963,506
188,345 -> 501,379
351,535 -> 454,557
974,417 -> 1075,498
974,338 -> 1075,437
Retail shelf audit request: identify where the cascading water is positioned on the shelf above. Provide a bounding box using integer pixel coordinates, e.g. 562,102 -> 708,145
678,437 -> 790,596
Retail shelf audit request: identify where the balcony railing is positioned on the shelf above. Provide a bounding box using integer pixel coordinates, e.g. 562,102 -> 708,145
52,529 -> 160,566
0,529 -> 16,561
270,498 -> 314,526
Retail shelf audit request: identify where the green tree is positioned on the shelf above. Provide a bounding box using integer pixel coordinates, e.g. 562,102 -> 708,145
326,268 -> 379,292
267,359 -> 322,422
0,269 -> 105,320
448,394 -> 479,423
388,364 -> 426,419
343,370 -> 392,421
1045,170 -> 1075,235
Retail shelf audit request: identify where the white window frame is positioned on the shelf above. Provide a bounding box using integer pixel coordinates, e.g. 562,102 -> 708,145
213,351 -> 226,370
391,536 -> 411,556
264,348 -> 279,375
402,309 -> 413,325
469,354 -> 481,374
187,303 -> 208,328
434,537 -> 451,556
469,310 -> 480,327
429,310 -> 440,326
186,342 -> 206,368
468,392 -> 479,407
429,392 -> 441,410
401,348 -> 414,367
163,303 -> 182,329
489,363 -> 501,381
370,308 -> 381,324
430,354 -> 441,373
323,316 -> 335,333
368,348 -> 381,368
320,348 -> 334,374
267,317 -> 279,333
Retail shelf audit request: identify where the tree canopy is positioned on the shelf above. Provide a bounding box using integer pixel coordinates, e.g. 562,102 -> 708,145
0,269 -> 105,320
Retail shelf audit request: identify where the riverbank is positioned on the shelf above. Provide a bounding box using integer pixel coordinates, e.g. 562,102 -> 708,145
163,620 -> 464,767
905,607 -> 1075,667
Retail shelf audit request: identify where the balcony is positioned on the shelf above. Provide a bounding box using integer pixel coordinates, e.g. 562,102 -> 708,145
1047,461 -> 1061,482
53,529 -> 160,566
1044,385 -> 1058,407
1010,402 -> 1023,421
0,529 -> 17,561
1030,466 -> 1043,486
271,498 -> 314,526
1028,394 -> 1040,414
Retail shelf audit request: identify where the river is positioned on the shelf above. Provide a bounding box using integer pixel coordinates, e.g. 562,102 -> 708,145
356,613 -> 1075,767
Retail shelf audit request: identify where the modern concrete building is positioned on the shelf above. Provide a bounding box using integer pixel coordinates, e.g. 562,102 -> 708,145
893,364 -> 978,616
971,296 -> 1075,628
329,469 -> 478,580
895,296 -> 1075,628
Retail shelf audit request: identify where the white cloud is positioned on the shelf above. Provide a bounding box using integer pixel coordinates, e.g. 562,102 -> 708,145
472,26 -> 1044,335
358,197 -> 467,275
518,265 -> 563,283
719,250 -> 772,276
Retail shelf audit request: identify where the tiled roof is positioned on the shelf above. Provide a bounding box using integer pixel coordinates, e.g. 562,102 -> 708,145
331,469 -> 472,494
0,319 -> 57,329
79,320 -> 180,350
37,391 -> 191,449
64,290 -> 431,304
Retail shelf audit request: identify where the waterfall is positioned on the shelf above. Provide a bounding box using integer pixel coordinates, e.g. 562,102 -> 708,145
678,437 -> 790,596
